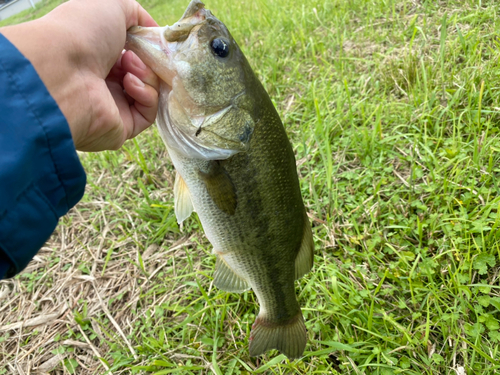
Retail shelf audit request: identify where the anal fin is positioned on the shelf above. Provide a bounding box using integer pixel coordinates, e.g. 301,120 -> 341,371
174,172 -> 194,224
213,255 -> 250,293
295,213 -> 314,280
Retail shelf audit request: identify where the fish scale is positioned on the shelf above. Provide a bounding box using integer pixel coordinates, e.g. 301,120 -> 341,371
126,0 -> 314,359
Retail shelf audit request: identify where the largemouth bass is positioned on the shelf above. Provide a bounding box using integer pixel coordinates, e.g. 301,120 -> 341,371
126,0 -> 314,359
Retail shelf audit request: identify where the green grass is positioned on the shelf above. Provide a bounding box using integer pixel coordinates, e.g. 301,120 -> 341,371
2,0 -> 500,374
0,0 -> 65,26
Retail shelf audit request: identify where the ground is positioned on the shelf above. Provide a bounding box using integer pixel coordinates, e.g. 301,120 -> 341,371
1,0 -> 500,374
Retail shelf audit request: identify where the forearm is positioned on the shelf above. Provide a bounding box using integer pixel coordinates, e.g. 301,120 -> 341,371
0,34 -> 86,278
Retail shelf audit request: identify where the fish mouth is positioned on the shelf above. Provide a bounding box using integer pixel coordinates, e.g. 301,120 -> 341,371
125,26 -> 176,87
125,1 -> 208,87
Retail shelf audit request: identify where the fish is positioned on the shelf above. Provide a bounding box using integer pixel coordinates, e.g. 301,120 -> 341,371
126,0 -> 314,359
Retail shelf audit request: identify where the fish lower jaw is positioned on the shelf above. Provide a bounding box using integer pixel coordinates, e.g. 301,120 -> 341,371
160,81 -> 173,96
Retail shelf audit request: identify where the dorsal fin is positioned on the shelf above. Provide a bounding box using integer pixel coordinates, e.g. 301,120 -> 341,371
181,0 -> 205,20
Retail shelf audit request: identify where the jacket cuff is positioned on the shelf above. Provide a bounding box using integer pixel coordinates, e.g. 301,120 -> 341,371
0,184 -> 59,277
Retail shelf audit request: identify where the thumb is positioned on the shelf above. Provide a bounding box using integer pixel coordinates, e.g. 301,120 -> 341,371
121,0 -> 158,29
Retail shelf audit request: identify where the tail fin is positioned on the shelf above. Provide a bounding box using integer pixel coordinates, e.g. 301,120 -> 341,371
248,312 -> 306,359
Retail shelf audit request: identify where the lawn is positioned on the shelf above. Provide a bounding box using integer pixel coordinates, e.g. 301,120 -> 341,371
1,0 -> 500,374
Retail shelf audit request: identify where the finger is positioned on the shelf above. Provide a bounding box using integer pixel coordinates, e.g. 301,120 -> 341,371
123,72 -> 158,110
123,72 -> 159,137
106,53 -> 136,107
80,79 -> 126,151
106,52 -> 126,84
130,103 -> 156,138
121,50 -> 160,91
121,0 -> 158,29
135,3 -> 158,27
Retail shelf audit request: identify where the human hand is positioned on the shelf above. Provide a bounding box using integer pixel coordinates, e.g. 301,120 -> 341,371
0,0 -> 160,151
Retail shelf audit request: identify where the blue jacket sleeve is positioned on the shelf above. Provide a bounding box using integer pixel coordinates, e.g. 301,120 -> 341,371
0,33 -> 86,279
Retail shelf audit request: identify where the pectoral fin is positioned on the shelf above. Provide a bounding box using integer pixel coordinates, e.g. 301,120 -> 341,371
198,161 -> 237,215
295,214 -> 314,280
213,255 -> 250,293
174,172 -> 194,224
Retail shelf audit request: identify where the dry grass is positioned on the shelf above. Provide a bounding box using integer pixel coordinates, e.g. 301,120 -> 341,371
0,213 -> 206,374
0,136 -> 203,374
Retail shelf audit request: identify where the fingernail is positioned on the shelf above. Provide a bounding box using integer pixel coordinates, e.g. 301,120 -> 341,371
133,53 -> 148,71
130,73 -> 145,88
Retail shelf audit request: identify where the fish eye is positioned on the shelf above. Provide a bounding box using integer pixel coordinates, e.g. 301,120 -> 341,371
211,38 -> 230,58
